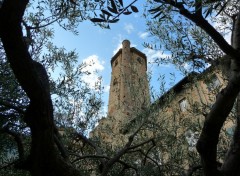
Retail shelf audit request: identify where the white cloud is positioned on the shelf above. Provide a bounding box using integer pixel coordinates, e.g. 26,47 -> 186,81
82,55 -> 104,72
124,23 -> 134,34
113,34 -> 124,54
82,55 -> 104,89
103,85 -> 110,93
113,35 -> 137,55
102,105 -> 108,116
113,42 -> 122,55
138,32 -> 149,39
142,48 -> 170,63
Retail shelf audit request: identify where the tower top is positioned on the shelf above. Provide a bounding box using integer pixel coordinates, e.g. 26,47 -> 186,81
111,40 -> 147,69
122,39 -> 130,49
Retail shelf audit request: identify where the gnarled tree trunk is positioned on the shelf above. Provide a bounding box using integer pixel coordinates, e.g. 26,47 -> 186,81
220,10 -> 240,176
0,1 -> 81,175
196,9 -> 240,176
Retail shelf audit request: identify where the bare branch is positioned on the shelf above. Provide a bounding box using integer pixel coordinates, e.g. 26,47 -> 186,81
100,134 -> 135,175
74,132 -> 106,170
131,148 -> 162,174
69,152 -> 109,161
75,132 -> 103,155
128,138 -> 155,150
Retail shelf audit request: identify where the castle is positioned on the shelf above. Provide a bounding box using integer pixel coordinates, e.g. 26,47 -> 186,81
90,40 -> 233,153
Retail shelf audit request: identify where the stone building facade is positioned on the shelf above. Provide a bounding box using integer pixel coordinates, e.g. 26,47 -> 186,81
90,40 -> 233,151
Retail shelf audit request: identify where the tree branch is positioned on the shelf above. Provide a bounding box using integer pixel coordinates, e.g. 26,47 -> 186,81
75,132 -> 104,156
75,132 -> 106,170
130,148 -> 162,174
128,138 -> 155,150
69,152 -> 109,161
196,77 -> 240,175
54,133 -> 69,160
0,1 -> 81,175
0,125 -> 25,161
221,93 -> 240,175
100,133 -> 136,175
69,152 -> 139,174
111,0 -> 138,21
195,0 -> 202,17
0,99 -> 25,114
0,0 -> 48,101
164,0 -> 239,59
232,11 -> 240,49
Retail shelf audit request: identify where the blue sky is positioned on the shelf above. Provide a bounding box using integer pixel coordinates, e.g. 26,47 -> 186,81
51,3 -> 184,115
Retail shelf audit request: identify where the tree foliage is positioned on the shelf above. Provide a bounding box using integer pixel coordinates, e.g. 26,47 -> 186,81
0,0 -> 143,175
1,0 -> 240,176
145,0 -> 240,175
145,0 -> 239,72
0,0 -> 105,175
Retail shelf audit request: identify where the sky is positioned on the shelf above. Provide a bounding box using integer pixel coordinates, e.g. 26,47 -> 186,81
51,2 -> 185,115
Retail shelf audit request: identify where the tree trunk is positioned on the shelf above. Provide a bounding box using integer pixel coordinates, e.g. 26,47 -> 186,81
220,94 -> 240,176
220,10 -> 240,176
197,10 -> 240,176
0,1 -> 81,175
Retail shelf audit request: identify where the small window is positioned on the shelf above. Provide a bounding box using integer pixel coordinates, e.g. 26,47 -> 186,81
206,75 -> 221,91
114,60 -> 118,67
179,98 -> 188,112
137,57 -> 142,64
113,78 -> 118,86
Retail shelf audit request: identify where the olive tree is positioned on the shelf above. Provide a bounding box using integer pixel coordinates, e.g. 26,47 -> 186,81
0,0 -> 144,175
144,0 -> 240,175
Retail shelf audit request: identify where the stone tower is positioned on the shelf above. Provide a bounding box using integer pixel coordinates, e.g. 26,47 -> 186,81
108,40 -> 150,120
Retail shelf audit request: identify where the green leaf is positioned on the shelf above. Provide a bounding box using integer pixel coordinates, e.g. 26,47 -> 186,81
123,11 -> 132,15
130,5 -> 139,13
149,6 -> 161,14
158,15 -> 166,21
108,19 -> 120,23
118,0 -> 123,6
215,2 -> 229,17
110,0 -> 117,13
101,10 -> 113,16
107,6 -> 118,14
152,12 -> 162,19
204,6 -> 213,18
90,18 -> 106,23
100,14 -> 105,19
